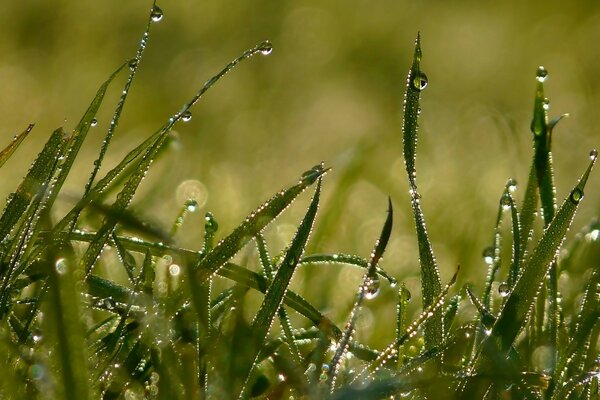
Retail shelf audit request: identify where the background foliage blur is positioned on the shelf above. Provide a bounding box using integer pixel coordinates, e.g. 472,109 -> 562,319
0,1 -> 598,341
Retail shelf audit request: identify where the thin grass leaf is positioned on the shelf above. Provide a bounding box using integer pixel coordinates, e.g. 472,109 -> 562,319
0,124 -> 34,169
192,163 -> 328,285
299,253 -> 397,286
328,198 -> 393,392
238,178 -> 322,399
401,34 -> 443,356
396,283 -> 410,368
491,154 -> 596,352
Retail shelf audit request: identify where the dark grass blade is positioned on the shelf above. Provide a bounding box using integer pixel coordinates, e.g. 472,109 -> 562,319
192,163 -> 328,285
328,198 -> 393,392
482,153 -> 596,356
401,33 -> 443,356
237,178 -> 322,399
0,124 -> 34,168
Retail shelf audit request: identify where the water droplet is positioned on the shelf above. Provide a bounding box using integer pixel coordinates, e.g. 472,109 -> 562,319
55,257 -> 67,274
507,178 -> 517,192
536,66 -> 548,82
498,282 -> 510,297
150,6 -> 163,22
181,111 -> 192,122
204,212 -> 218,233
400,286 -> 411,302
103,297 -> 116,310
129,59 -> 138,70
481,314 -> 494,335
570,188 -> 584,204
259,40 -> 273,55
168,264 -> 181,277
590,149 -> 598,161
542,98 -> 550,111
411,72 -> 428,91
500,193 -> 512,210
364,275 -> 380,300
90,118 -> 98,127
588,229 -> 599,242
185,199 -> 198,212
277,373 -> 286,382
29,364 -> 45,380
482,246 -> 494,265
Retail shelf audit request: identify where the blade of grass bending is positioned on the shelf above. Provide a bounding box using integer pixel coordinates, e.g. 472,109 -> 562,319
299,253 -> 397,286
0,124 -> 34,168
487,152 -> 596,354
328,198 -> 393,392
238,178 -> 322,399
80,41 -> 273,276
192,163 -> 328,285
401,33 -> 443,357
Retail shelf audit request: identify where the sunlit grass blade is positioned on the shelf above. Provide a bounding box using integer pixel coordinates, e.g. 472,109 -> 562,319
401,34 -> 443,356
486,152 -> 596,353
0,124 -> 34,169
299,253 -> 397,286
192,163 -> 328,285
396,283 -> 410,368
238,178 -> 322,399
328,198 -> 393,392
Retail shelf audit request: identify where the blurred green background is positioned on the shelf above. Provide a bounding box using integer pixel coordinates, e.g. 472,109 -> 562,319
0,1 -> 598,342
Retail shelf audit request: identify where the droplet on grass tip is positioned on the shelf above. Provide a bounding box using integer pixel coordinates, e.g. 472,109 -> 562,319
500,193 -> 512,210
185,199 -> 198,212
181,110 -> 192,122
536,66 -> 548,82
151,6 -> 164,22
259,40 -> 273,55
364,275 -> 380,300
507,178 -> 517,192
498,282 -> 510,297
411,72 -> 428,91
590,149 -> 598,161
90,118 -> 98,127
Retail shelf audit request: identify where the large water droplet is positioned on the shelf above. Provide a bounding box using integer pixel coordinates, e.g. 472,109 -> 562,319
542,98 -> 550,111
168,264 -> 181,277
181,111 -> 192,122
500,193 -> 512,210
498,282 -> 510,297
590,149 -> 598,161
364,275 -> 380,300
55,258 -> 67,274
411,72 -> 428,91
481,314 -> 494,335
507,178 -> 517,192
90,118 -> 98,127
259,40 -> 273,55
401,286 -> 411,302
151,6 -> 164,22
185,199 -> 198,212
482,246 -> 494,265
570,188 -> 584,204
205,212 -> 218,234
536,66 -> 548,82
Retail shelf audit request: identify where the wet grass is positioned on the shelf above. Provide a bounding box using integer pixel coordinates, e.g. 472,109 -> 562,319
0,3 -> 598,399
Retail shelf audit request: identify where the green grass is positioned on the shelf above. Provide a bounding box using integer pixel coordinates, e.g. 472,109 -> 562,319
0,3 -> 599,399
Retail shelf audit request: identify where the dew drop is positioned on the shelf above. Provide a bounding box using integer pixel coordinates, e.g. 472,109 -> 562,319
482,246 -> 494,265
364,275 -> 380,300
588,229 -> 599,242
507,178 -> 517,192
55,257 -> 67,274
181,110 -> 192,122
150,6 -> 164,22
90,118 -> 98,127
103,297 -> 116,310
129,59 -> 138,70
498,282 -> 510,297
536,66 -> 548,82
185,199 -> 198,212
259,40 -> 273,55
590,149 -> 598,161
411,72 -> 428,91
542,98 -> 550,111
481,314 -> 494,335
168,264 -> 181,277
204,212 -> 218,234
570,188 -> 584,204
500,193 -> 512,210
400,286 -> 411,302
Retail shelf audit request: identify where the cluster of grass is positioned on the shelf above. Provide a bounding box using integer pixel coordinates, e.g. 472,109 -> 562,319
0,3 -> 598,399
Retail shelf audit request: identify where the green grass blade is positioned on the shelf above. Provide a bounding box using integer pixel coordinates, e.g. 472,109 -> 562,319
401,33 -> 443,356
238,178 -> 322,399
328,198 -> 393,392
489,152 -> 596,353
299,253 -> 397,286
0,124 -> 34,169
192,163 -> 328,285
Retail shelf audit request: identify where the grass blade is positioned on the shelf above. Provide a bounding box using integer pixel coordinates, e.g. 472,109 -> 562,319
0,124 -> 34,168
238,178 -> 322,399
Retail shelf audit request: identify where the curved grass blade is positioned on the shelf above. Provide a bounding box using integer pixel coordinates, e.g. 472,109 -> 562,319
485,152 -> 596,354
299,253 -> 397,286
192,163 -> 328,285
401,33 -> 443,356
0,124 -> 34,169
80,41 -> 273,275
238,178 -> 322,399
328,198 -> 393,392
